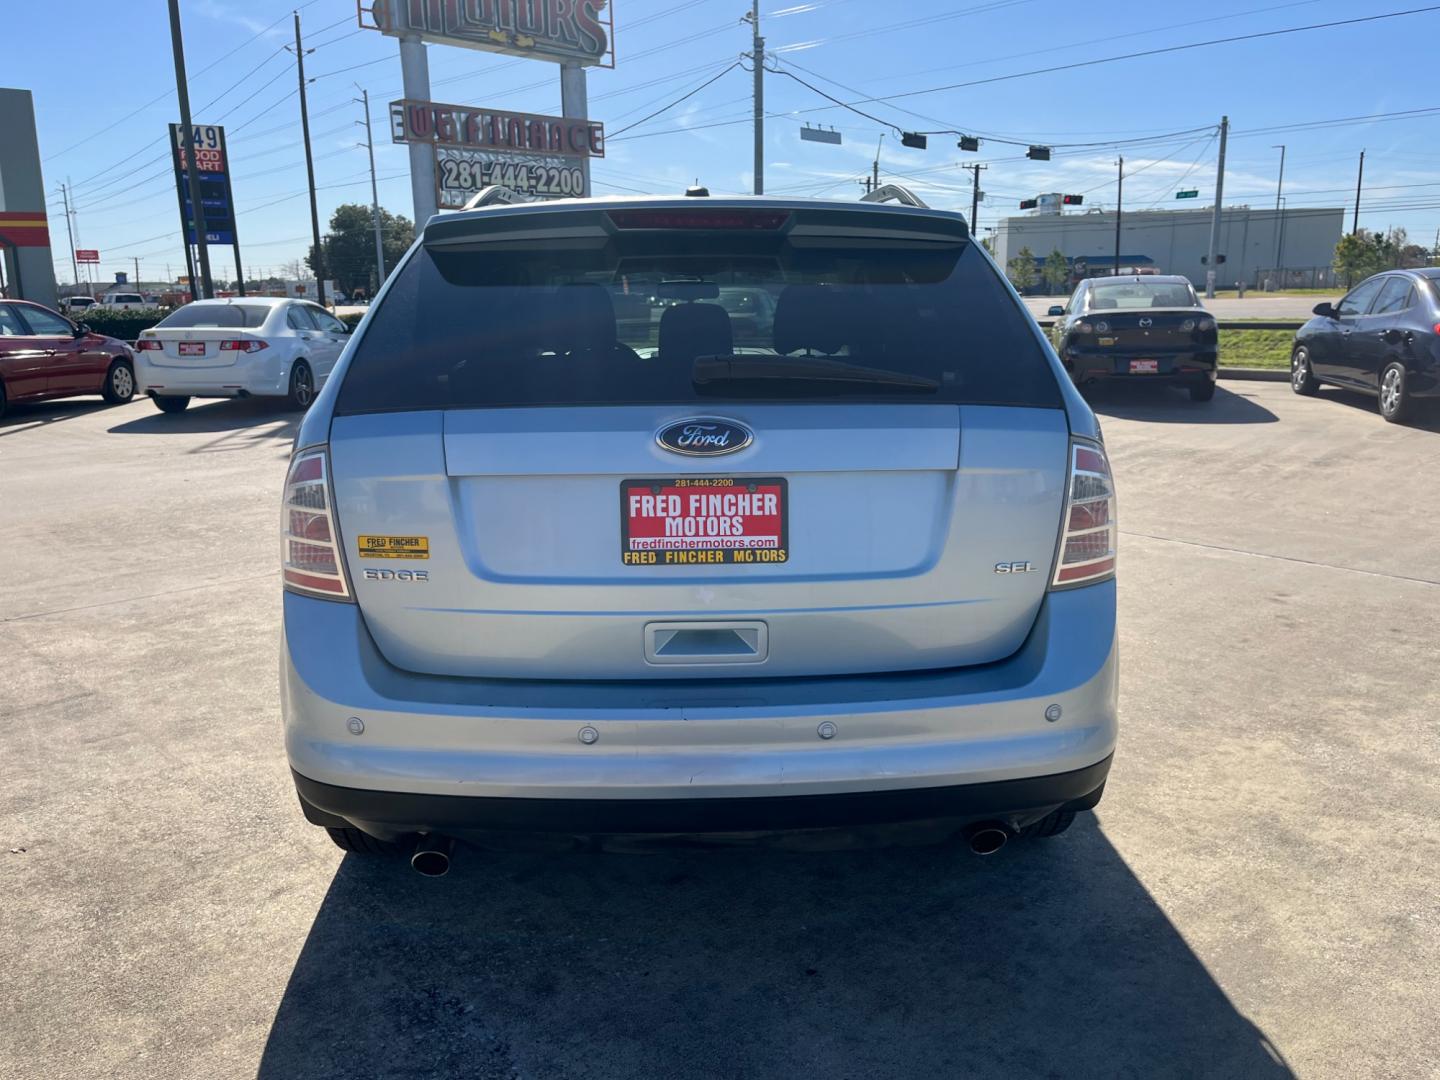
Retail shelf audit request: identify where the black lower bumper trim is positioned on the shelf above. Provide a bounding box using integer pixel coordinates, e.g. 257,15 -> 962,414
293,756 -> 1112,837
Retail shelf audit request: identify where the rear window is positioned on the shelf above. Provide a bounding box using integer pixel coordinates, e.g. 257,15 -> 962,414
1088,281 -> 1197,309
157,303 -> 272,329
336,215 -> 1060,414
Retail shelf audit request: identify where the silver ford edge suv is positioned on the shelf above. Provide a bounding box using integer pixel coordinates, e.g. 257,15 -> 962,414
280,194 -> 1118,864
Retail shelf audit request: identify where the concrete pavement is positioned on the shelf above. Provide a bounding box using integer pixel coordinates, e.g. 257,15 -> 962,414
2,383 -> 1438,1079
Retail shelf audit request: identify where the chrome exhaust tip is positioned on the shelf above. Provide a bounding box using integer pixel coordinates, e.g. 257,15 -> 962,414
965,824 -> 1010,856
411,834 -> 454,877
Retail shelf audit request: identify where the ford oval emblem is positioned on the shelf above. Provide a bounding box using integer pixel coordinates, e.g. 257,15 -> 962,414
656,417 -> 753,456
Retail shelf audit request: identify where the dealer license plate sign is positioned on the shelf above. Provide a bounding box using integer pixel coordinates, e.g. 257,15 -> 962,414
1129,359 -> 1159,374
178,341 -> 206,356
621,478 -> 789,566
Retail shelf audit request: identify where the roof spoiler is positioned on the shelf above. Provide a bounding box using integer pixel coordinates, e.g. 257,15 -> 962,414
460,185 -> 538,210
860,184 -> 929,209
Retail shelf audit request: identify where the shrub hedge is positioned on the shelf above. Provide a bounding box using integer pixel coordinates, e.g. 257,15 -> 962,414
76,308 -> 169,340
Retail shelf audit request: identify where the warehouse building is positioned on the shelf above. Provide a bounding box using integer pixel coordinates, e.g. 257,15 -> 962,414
991,201 -> 1345,291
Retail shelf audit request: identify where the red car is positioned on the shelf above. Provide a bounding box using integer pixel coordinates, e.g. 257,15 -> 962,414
0,299 -> 136,418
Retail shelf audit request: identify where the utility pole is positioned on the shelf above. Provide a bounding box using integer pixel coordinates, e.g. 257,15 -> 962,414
749,0 -> 764,195
168,0 -> 212,300
868,133 -> 884,194
59,182 -> 79,288
965,162 -> 987,235
133,256 -> 141,292
294,12 -> 326,306
1352,149 -> 1365,235
356,86 -> 386,295
1114,155 -> 1124,276
1272,144 -> 1286,284
1205,115 -> 1228,299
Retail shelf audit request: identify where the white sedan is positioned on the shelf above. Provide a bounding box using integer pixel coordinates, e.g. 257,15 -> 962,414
133,298 -> 349,413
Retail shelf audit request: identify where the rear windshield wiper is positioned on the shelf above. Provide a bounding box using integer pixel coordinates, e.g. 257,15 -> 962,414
693,355 -> 940,392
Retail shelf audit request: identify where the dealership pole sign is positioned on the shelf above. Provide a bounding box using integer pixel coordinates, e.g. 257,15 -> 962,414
362,0 -> 613,67
391,98 -> 602,205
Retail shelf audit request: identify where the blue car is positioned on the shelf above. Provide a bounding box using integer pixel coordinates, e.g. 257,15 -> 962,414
1292,268 -> 1440,422
277,192 -> 1119,872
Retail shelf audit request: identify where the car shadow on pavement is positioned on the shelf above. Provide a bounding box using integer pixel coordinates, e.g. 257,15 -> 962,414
0,398 -> 111,437
1315,387 -> 1440,434
258,817 -> 1293,1080
1086,381 -> 1279,425
106,398 -> 301,441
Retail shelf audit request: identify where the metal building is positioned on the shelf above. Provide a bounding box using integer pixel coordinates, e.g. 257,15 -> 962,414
991,204 -> 1345,291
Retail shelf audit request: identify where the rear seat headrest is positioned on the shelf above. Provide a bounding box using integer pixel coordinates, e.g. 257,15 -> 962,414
773,285 -> 851,355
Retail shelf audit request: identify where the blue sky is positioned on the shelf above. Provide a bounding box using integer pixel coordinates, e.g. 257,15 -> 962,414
9,0 -> 1440,286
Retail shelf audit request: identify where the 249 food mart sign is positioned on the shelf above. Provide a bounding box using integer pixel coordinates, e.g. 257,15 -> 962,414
391,99 -> 603,205
363,0 -> 613,67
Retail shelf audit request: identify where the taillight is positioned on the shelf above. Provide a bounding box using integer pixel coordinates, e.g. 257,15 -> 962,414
607,209 -> 791,230
136,339 -> 163,350
1051,439 -> 1117,588
220,339 -> 268,352
282,447 -> 352,601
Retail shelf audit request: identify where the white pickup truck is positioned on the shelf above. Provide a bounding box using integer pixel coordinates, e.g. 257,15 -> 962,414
99,292 -> 151,312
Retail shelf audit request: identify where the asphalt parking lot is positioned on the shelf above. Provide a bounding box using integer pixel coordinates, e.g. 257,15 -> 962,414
3,382 -> 1438,1080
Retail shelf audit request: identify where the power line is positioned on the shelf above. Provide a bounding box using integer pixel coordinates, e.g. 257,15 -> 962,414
773,0 -> 1332,113
41,10 -> 294,163
772,0 -> 1038,54
609,64 -> 745,138
769,6 -> 1440,117
771,62 -> 1217,149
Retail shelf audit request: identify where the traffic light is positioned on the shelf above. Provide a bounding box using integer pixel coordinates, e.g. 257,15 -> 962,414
1027,145 -> 1051,161
1019,198 -> 1038,210
1062,194 -> 1084,205
900,132 -> 927,149
958,135 -> 979,152
1200,255 -> 1228,265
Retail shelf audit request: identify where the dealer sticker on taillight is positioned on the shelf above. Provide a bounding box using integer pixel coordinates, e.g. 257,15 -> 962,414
621,478 -> 788,566
357,535 -> 429,559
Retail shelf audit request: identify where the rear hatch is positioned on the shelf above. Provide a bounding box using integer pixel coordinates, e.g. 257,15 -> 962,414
327,201 -> 1072,680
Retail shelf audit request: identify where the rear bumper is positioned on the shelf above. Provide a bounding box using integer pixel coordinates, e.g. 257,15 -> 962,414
281,581 -> 1119,832
293,755 -> 1111,837
1064,348 -> 1218,382
133,353 -> 293,398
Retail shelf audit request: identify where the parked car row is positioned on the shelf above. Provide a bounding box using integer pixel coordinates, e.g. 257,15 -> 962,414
1045,267 -> 1439,423
0,296 -> 351,419
59,292 -> 161,315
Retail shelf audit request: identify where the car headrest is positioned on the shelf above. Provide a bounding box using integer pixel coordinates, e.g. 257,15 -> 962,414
1090,297 -> 1117,309
658,302 -> 733,364
773,285 -> 849,355
550,283 -> 618,353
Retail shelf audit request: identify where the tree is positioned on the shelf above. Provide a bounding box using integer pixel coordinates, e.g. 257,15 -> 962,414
1332,227 -> 1428,285
1042,249 -> 1070,294
1006,246 -> 1038,292
307,204 -> 415,297
1332,230 -> 1389,285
